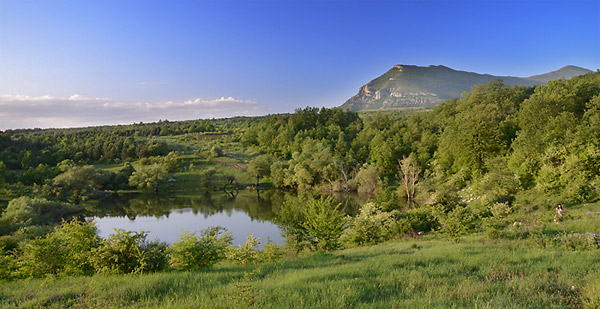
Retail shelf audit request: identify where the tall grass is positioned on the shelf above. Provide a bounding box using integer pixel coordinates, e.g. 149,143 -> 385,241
2,236 -> 598,308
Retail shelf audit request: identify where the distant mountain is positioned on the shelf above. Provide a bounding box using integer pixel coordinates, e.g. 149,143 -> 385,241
525,65 -> 592,83
341,65 -> 592,111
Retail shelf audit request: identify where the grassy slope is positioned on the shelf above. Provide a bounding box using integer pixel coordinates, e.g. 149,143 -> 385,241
1,234 -> 598,308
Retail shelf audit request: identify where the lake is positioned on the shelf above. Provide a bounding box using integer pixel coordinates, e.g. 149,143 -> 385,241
88,190 -> 365,246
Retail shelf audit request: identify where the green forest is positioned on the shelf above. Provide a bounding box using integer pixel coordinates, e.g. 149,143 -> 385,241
1,72 -> 599,307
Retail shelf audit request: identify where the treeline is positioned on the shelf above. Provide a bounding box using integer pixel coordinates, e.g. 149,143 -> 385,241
242,72 -> 600,204
0,117 -> 252,185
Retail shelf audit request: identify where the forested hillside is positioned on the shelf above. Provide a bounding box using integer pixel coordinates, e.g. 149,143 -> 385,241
243,71 -> 600,204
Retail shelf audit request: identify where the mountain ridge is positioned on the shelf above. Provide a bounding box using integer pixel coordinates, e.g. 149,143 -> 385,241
341,65 -> 592,111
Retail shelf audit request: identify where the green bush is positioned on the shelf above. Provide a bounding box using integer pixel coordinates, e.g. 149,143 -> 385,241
210,145 -> 223,158
403,206 -> 438,233
301,197 -> 346,252
433,205 -> 478,243
0,250 -> 18,280
19,219 -> 100,277
342,202 -> 398,247
167,227 -> 232,270
258,238 -> 285,263
92,229 -> 168,274
276,196 -> 346,252
1,196 -> 81,232
227,234 -> 261,265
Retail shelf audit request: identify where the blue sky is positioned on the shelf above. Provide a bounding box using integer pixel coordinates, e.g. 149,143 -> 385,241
1,0 -> 598,129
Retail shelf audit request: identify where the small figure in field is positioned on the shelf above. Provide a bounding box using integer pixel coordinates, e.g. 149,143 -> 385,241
554,203 -> 564,224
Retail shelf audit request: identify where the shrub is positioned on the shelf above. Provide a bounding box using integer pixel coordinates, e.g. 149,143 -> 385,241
258,238 -> 285,263
342,202 -> 398,247
433,205 -> 478,243
210,145 -> 223,158
0,250 -> 18,281
167,227 -> 232,270
301,197 -> 346,252
92,229 -> 168,274
19,219 -> 101,277
227,234 -> 261,265
1,196 -> 81,231
403,206 -> 438,233
276,196 -> 346,252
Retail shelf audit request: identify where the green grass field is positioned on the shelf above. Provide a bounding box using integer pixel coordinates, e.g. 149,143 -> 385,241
1,234 -> 598,308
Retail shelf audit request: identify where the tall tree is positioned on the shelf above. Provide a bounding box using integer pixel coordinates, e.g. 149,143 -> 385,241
129,165 -> 168,194
398,155 -> 420,208
248,155 -> 272,187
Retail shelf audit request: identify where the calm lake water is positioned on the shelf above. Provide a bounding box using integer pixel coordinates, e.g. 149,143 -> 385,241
88,190 -> 365,246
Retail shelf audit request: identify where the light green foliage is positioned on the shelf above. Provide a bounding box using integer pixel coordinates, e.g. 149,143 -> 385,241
167,227 -> 232,270
342,202 -> 398,247
511,73 -> 600,189
226,234 -> 261,265
433,205 -> 478,243
209,144 -> 223,158
199,167 -> 217,188
268,138 -> 338,189
374,186 -> 401,211
92,229 -> 168,274
1,196 -> 80,231
259,238 -> 284,263
128,164 -> 168,192
435,81 -> 530,176
301,197 -> 346,252
162,151 -> 183,172
269,161 -> 295,188
474,157 -> 521,206
19,219 -> 101,277
248,155 -> 272,186
402,206 -> 438,233
355,163 -> 381,194
0,249 -> 18,280
490,202 -> 513,219
45,166 -> 103,203
276,196 -> 346,252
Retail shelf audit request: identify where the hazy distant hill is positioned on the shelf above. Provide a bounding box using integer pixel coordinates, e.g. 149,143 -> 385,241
341,64 -> 592,111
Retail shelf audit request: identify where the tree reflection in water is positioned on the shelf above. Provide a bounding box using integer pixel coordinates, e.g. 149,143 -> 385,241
87,190 -> 366,244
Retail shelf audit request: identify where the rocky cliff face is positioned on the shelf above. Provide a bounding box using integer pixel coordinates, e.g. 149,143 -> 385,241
341,65 -> 592,111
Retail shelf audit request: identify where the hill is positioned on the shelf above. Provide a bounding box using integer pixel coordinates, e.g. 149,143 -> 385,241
341,64 -> 592,111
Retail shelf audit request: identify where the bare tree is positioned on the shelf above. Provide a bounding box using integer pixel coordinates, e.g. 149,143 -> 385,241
398,155 -> 420,208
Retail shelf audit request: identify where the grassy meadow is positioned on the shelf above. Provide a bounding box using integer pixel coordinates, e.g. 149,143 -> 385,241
1,234 -> 598,308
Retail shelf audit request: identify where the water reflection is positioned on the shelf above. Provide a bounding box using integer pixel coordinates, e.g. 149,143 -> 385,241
87,190 -> 367,245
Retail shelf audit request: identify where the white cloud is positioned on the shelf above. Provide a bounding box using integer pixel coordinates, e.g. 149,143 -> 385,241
0,94 -> 266,130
